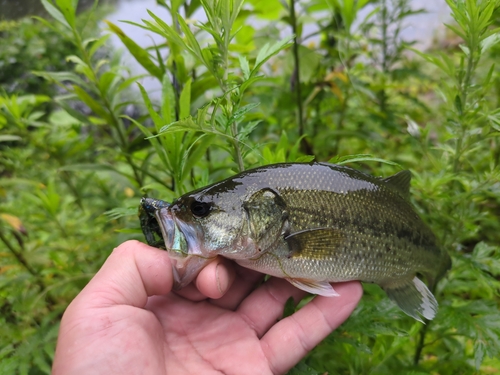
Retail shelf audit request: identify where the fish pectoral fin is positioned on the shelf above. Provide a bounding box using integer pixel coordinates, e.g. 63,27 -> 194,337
286,278 -> 340,297
383,276 -> 438,323
285,228 -> 345,259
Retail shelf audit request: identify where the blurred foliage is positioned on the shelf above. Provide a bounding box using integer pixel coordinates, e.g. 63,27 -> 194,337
1,0 -> 500,374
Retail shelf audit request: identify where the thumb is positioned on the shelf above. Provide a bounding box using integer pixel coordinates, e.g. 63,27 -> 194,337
75,240 -> 174,309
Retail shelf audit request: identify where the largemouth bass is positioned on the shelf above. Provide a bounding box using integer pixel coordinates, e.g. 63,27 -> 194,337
139,162 -> 451,322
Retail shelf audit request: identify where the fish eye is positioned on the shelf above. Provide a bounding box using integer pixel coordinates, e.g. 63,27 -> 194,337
190,200 -> 211,218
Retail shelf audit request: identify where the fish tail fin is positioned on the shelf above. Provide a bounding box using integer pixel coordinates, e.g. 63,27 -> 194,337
383,276 -> 438,323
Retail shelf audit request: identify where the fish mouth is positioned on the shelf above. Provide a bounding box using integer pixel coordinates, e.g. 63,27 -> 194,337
139,197 -> 210,289
139,197 -> 188,256
139,198 -> 169,248
154,209 -> 189,257
139,197 -> 202,257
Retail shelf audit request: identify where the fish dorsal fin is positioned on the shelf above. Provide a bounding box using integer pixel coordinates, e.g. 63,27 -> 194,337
285,228 -> 345,259
382,276 -> 438,323
286,278 -> 339,297
382,170 -> 412,199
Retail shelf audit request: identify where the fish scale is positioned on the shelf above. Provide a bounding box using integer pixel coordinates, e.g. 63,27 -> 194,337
139,162 -> 451,322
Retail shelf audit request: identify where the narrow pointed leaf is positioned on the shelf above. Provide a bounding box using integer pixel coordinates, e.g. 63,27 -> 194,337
105,21 -> 163,80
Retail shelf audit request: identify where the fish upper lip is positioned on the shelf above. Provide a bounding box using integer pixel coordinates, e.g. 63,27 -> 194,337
154,209 -> 186,256
154,207 -> 204,257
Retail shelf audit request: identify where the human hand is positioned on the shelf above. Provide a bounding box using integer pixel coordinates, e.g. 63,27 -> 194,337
52,240 -> 362,375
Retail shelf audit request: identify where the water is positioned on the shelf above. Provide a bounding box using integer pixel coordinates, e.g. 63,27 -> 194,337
105,0 -> 171,98
1,0 -> 450,97
104,0 -> 451,97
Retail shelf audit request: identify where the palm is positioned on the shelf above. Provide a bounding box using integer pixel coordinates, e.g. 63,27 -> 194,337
147,294 -> 271,374
53,242 -> 362,375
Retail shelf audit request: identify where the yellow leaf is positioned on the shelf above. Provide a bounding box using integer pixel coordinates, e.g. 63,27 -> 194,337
124,187 -> 135,198
330,82 -> 344,103
0,214 -> 27,235
325,70 -> 349,83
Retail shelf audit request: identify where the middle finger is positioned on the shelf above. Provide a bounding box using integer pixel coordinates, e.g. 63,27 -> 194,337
236,277 -> 307,338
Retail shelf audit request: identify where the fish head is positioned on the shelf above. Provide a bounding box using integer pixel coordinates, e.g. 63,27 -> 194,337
139,195 -> 228,289
145,182 -> 290,260
155,188 -> 256,259
139,182 -> 289,288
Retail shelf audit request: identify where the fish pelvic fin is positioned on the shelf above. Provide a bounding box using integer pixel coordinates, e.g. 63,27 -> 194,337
383,276 -> 438,323
286,278 -> 340,297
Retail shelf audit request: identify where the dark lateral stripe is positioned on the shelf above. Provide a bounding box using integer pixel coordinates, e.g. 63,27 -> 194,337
285,206 -> 436,249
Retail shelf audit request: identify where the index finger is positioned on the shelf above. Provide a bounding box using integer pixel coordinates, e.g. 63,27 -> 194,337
73,240 -> 174,309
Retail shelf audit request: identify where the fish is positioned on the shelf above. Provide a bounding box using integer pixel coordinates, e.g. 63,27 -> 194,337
139,162 -> 451,322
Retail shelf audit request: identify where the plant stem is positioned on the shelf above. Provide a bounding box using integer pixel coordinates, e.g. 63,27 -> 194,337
231,122 -> 245,172
414,319 -> 430,365
453,52 -> 475,173
73,30 -> 145,188
414,280 -> 437,364
378,0 -> 389,115
290,0 -> 309,153
0,230 -> 57,308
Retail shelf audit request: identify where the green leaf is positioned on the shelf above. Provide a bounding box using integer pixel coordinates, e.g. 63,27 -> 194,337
32,71 -> 89,90
295,155 -> 315,163
0,135 -> 22,142
239,55 -> 250,80
32,15 -> 66,34
40,0 -> 71,29
72,86 -> 113,123
161,74 -> 176,125
146,11 -> 186,48
252,35 -> 294,76
159,117 -> 202,134
179,78 -> 192,119
55,0 -> 76,28
288,361 -> 320,375
480,33 -> 500,54
55,99 -> 91,124
137,83 -> 164,130
105,21 -> 163,80
282,296 -> 296,319
124,115 -> 171,171
87,34 -> 112,58
329,154 -> 401,167
104,207 -> 138,220
227,102 -> 260,125
180,133 -> 215,182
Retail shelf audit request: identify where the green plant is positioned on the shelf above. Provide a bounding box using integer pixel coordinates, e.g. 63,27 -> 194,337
1,0 -> 499,373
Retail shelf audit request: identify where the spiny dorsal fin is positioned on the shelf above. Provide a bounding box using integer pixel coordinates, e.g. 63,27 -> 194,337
382,170 -> 412,199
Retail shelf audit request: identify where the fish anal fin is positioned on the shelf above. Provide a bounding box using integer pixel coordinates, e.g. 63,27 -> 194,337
383,276 -> 438,323
286,278 -> 339,297
285,228 -> 345,259
382,170 -> 412,200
